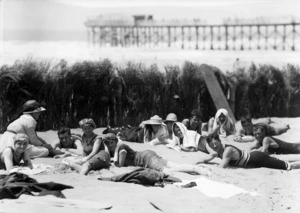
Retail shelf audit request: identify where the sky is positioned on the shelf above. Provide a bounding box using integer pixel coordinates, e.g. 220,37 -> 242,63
1,0 -> 300,37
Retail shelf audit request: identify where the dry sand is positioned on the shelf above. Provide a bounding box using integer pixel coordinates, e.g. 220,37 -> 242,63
1,117 -> 300,213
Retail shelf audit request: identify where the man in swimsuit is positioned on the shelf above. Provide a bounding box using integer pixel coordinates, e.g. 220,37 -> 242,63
52,127 -> 83,157
249,124 -> 300,154
197,135 -> 300,170
234,115 -> 290,143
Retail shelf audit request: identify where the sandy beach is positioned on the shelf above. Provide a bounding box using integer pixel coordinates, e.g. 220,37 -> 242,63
1,117 -> 300,213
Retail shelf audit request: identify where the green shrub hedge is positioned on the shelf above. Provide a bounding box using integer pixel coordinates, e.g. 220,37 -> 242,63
0,58 -> 299,132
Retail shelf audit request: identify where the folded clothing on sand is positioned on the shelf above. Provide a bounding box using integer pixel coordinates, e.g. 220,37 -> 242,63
0,172 -> 73,199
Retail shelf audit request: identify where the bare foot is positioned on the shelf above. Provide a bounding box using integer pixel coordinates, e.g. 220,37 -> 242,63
194,166 -> 213,177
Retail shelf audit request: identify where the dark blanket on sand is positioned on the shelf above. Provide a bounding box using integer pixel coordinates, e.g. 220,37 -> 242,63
98,168 -> 181,187
0,172 -> 73,199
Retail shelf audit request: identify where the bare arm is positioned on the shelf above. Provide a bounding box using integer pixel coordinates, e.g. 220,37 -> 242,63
259,137 -> 276,153
247,140 -> 261,151
117,150 -> 127,167
2,149 -> 14,171
180,146 -> 197,152
218,148 -> 234,168
22,150 -> 33,169
234,129 -> 244,142
51,139 -> 61,149
63,139 -> 84,156
81,138 -> 101,163
24,127 -> 43,146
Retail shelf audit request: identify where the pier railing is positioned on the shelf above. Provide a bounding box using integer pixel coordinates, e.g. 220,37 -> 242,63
86,22 -> 300,50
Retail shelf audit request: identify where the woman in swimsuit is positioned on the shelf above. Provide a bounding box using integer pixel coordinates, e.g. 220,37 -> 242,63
66,118 -> 110,175
103,133 -> 212,177
0,133 -> 33,171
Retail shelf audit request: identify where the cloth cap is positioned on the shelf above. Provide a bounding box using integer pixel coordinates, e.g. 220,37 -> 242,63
13,133 -> 29,144
164,113 -> 177,122
142,115 -> 164,125
79,118 -> 96,128
22,100 -> 46,114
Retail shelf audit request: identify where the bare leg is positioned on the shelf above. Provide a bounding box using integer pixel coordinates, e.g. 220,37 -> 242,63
270,124 -> 290,135
79,163 -> 91,175
290,161 -> 300,170
163,161 -> 212,177
68,161 -> 82,172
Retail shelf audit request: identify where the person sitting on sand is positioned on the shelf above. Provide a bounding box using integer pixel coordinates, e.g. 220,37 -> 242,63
140,115 -> 170,145
234,114 -> 290,143
0,100 -> 58,158
0,133 -> 33,171
65,118 -> 111,175
182,109 -> 202,135
197,134 -> 300,170
52,127 -> 83,157
163,113 -> 178,140
248,124 -> 300,154
103,133 -> 212,177
168,122 -> 219,159
208,108 -> 236,137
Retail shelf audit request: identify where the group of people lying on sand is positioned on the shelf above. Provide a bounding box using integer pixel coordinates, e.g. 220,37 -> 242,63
1,100 -> 300,177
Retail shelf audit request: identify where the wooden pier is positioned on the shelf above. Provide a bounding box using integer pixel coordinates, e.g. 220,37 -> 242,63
85,22 -> 300,51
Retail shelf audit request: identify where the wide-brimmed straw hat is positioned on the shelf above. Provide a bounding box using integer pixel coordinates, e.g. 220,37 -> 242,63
164,113 -> 177,122
22,100 -> 46,114
143,115 -> 164,125
79,118 -> 96,128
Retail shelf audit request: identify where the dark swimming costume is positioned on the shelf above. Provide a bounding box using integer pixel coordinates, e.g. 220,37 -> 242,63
261,137 -> 300,154
60,134 -> 82,149
0,147 -> 24,170
81,134 -> 104,155
116,144 -> 167,172
197,137 -> 208,154
222,145 -> 288,170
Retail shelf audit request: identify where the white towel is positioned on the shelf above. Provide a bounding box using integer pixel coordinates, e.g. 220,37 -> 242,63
174,177 -> 260,199
9,164 -> 54,175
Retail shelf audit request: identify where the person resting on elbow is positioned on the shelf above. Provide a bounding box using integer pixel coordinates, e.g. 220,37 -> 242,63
234,114 -> 290,143
198,134 -> 300,171
0,133 -> 33,171
249,124 -> 300,154
52,126 -> 84,158
208,108 -> 236,138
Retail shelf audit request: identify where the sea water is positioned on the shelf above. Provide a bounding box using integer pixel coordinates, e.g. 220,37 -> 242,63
1,39 -> 300,72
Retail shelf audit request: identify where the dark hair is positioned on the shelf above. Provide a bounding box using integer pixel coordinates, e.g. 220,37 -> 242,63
57,126 -> 71,136
253,124 -> 267,133
206,134 -> 220,144
191,109 -> 202,119
240,114 -> 252,126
